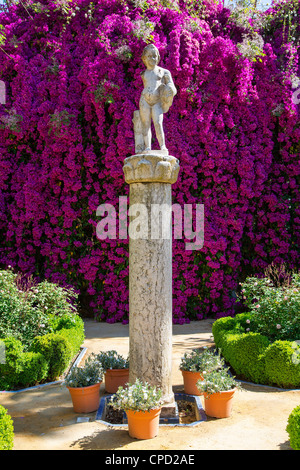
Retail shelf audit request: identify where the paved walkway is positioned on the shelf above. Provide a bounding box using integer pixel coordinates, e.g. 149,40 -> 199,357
1,319 -> 299,450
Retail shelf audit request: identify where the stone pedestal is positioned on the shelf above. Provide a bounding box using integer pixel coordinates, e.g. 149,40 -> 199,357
123,152 -> 180,409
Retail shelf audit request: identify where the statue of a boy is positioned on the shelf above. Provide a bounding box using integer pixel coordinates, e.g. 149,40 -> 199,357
135,44 -> 177,154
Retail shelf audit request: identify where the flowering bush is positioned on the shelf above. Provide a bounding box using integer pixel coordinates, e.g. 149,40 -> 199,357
0,268 -> 79,349
238,272 -> 300,341
96,350 -> 129,370
212,312 -> 300,387
179,346 -> 224,372
111,378 -> 162,411
65,354 -> 104,388
196,367 -> 241,396
0,0 -> 299,324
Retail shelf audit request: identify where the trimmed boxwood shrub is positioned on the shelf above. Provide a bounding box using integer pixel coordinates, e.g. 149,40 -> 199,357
286,405 -> 300,450
0,269 -> 85,390
30,333 -> 73,381
211,316 -> 236,348
212,312 -> 255,348
29,316 -> 85,381
218,331 -> 270,384
17,352 -> 49,387
264,341 -> 300,389
212,315 -> 300,388
0,337 -> 24,390
0,314 -> 85,390
0,406 -> 14,451
53,314 -> 85,365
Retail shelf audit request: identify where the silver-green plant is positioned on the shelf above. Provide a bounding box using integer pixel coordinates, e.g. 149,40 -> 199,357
196,368 -> 241,396
179,347 -> 224,372
111,378 -> 162,412
96,350 -> 129,370
65,354 -> 103,388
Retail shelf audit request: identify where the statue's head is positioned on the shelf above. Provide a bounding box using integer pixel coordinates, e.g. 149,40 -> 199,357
141,44 -> 160,68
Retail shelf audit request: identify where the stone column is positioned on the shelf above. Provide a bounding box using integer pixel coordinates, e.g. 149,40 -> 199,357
123,152 -> 180,409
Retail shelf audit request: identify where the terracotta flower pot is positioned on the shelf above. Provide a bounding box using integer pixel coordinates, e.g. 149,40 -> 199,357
125,408 -> 161,439
104,368 -> 130,393
67,382 -> 101,413
203,388 -> 236,418
181,370 -> 204,395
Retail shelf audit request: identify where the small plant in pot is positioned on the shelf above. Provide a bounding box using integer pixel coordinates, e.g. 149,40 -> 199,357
65,354 -> 104,413
196,367 -> 241,418
111,378 -> 163,440
180,347 -> 224,395
96,350 -> 129,393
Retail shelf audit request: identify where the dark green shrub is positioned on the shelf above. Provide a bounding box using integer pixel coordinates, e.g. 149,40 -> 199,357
53,313 -> 85,361
219,331 -> 270,384
212,316 -> 236,348
264,341 -> 300,388
51,313 -> 83,332
229,333 -> 269,384
286,405 -> 300,450
58,326 -> 85,359
212,313 -> 300,388
0,314 -> 84,390
0,337 -> 24,390
212,313 -> 255,350
0,406 -> 14,450
17,352 -> 49,387
0,269 -> 85,390
29,333 -> 73,381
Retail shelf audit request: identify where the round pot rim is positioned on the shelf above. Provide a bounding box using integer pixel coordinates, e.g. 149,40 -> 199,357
125,408 -> 161,414
66,382 -> 102,391
203,387 -> 237,398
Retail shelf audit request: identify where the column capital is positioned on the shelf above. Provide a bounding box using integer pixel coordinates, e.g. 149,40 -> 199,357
123,152 -> 180,185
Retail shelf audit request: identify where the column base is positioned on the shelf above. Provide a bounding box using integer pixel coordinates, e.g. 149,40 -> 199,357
160,401 -> 178,418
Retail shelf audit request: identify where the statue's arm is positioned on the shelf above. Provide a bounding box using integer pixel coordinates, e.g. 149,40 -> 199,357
163,70 -> 177,96
140,70 -> 146,87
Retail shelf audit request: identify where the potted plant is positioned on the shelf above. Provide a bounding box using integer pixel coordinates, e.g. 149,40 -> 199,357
111,378 -> 163,439
179,347 -> 224,395
196,367 -> 241,418
65,354 -> 104,413
96,350 -> 129,393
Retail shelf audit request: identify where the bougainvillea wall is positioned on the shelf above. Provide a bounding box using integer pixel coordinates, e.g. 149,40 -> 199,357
0,0 -> 299,323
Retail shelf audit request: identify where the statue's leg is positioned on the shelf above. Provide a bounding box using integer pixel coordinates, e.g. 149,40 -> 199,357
152,104 -> 166,151
139,98 -> 152,150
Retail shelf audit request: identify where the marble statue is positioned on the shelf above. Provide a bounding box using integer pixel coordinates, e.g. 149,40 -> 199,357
133,44 -> 177,155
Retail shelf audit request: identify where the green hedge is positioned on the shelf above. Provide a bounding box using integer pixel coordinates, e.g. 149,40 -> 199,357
212,313 -> 300,388
0,337 -> 24,390
220,331 -> 270,384
30,315 -> 85,381
0,406 -> 14,450
17,351 -> 49,386
264,341 -> 300,389
286,405 -> 300,450
0,314 -> 85,390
